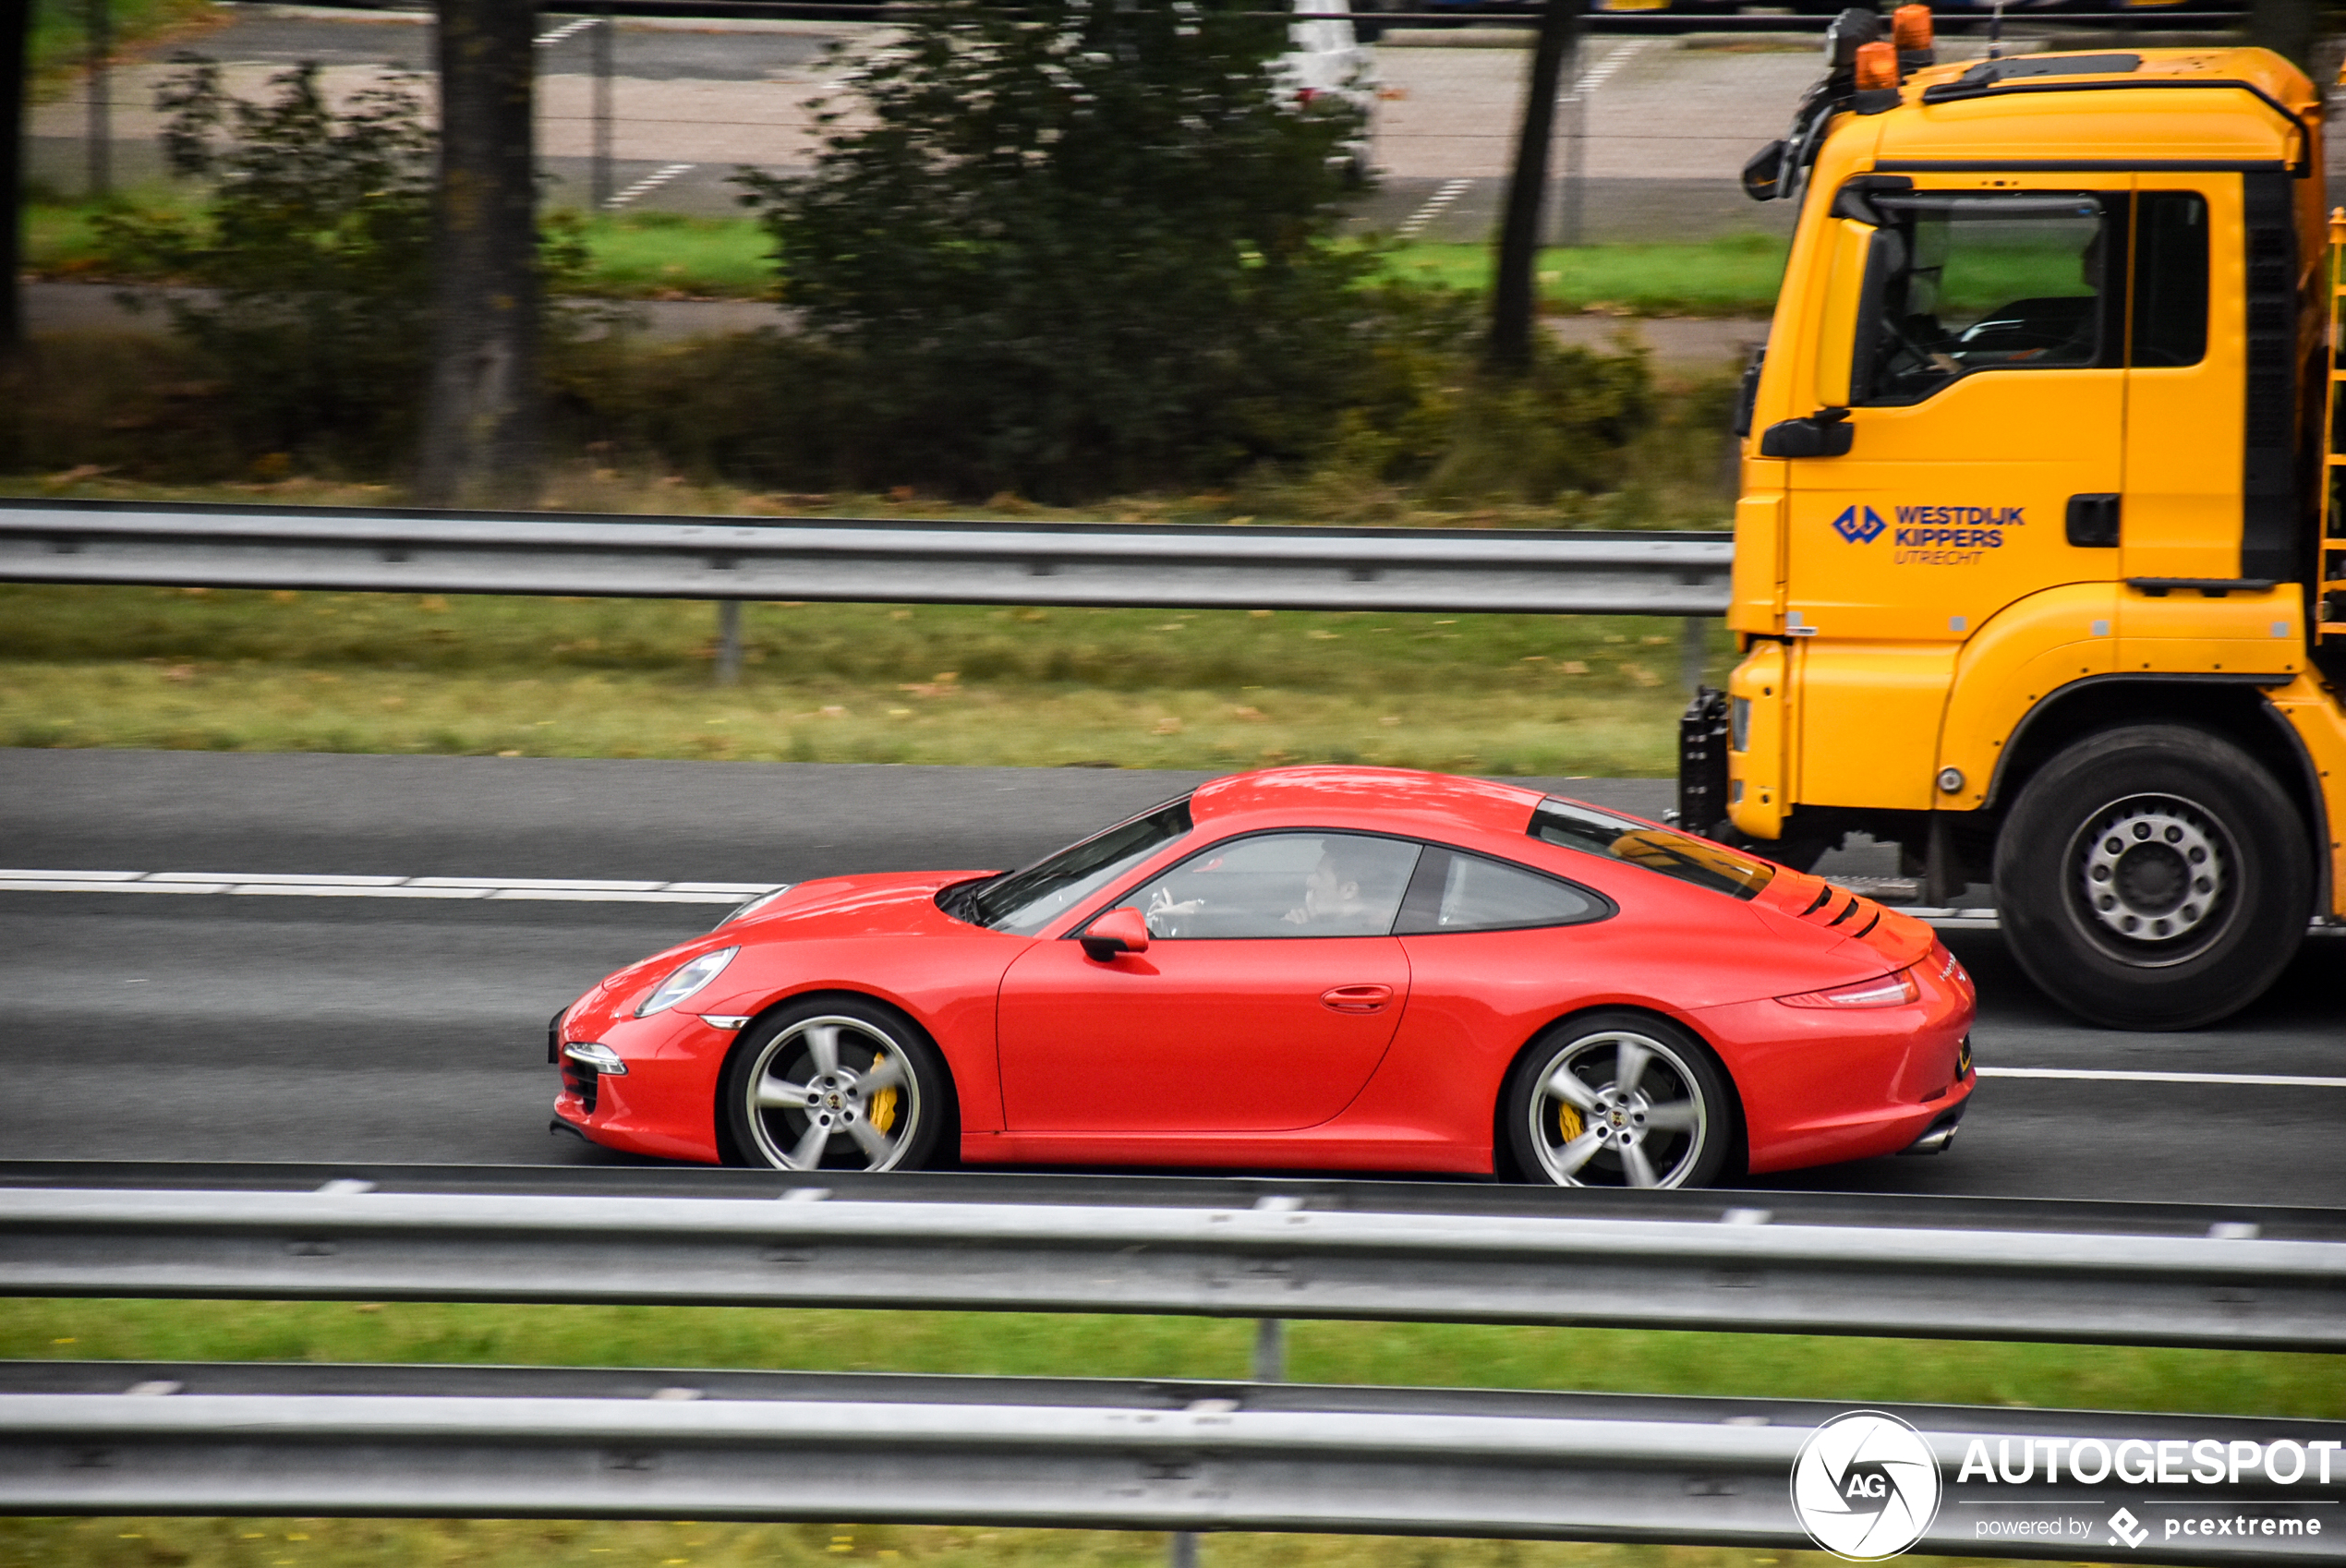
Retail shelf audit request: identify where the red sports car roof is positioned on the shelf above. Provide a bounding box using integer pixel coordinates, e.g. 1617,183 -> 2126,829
1190,766 -> 1554,837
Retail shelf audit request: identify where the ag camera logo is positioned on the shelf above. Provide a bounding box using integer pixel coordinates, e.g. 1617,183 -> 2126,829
1792,1411 -> 1943,1560
1832,505 -> 1888,544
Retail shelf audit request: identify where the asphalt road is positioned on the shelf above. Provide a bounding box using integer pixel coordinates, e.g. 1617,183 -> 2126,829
4,750 -> 2338,1205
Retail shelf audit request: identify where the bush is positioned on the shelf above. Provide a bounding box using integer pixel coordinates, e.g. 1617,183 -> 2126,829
90,60 -> 587,476
736,0 -> 1380,501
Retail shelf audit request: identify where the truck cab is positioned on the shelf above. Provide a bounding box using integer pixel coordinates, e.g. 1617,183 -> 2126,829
1693,11 -> 2346,1029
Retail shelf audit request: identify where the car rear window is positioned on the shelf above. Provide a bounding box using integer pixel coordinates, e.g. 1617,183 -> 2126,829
1528,798 -> 1776,901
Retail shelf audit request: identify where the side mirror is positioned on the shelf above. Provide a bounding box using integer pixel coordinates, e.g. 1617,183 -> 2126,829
1740,140 -> 1785,203
1079,905 -> 1151,961
1759,407 -> 1854,459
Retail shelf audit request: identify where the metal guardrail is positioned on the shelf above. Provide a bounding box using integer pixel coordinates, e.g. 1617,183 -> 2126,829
5,1166 -> 2341,1351
6,1361 -> 2341,1561
0,500 -> 1733,616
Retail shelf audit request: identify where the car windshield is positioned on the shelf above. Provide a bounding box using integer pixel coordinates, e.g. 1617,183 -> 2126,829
1528,799 -> 1776,901
961,796 -> 1195,935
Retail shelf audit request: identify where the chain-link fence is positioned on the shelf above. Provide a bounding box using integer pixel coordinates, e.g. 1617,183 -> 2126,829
29,3 -> 2309,242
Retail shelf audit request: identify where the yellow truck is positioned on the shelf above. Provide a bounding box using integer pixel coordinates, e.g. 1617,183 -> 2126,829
1678,6 -> 2346,1029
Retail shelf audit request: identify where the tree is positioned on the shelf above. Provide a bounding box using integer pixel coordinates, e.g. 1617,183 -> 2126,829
1487,0 -> 1578,375
417,0 -> 540,507
739,0 -> 1373,500
1,0 -> 29,363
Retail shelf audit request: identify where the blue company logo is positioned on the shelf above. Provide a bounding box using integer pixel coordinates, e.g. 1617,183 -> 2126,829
1832,505 -> 1888,544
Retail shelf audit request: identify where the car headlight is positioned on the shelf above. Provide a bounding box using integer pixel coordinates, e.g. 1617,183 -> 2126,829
716,886 -> 793,930
636,947 -> 739,1018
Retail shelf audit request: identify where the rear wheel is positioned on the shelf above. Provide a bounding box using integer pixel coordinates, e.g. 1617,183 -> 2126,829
720,997 -> 949,1171
1503,1011 -> 1732,1188
1994,724 -> 2311,1030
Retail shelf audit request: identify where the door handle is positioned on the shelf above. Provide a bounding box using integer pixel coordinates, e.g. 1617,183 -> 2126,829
2066,493 -> 2120,548
1321,983 -> 1393,1014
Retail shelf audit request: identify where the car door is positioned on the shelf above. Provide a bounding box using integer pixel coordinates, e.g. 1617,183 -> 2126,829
995,831 -> 1420,1133
1780,183 -> 2130,645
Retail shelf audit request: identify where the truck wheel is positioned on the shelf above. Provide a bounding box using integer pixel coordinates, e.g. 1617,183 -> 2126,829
1994,724 -> 2311,1030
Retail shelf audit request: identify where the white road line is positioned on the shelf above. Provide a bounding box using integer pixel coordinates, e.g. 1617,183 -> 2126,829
535,16 -> 598,47
0,871 -> 778,906
1564,40 -> 1644,102
1980,1067 -> 2346,1089
1397,176 -> 1472,239
604,163 -> 696,211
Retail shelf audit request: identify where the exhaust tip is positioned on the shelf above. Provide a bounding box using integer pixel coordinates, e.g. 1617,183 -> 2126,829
1899,1108 -> 1965,1156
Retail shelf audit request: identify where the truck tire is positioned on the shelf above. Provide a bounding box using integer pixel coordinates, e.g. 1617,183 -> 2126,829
1994,723 -> 2311,1031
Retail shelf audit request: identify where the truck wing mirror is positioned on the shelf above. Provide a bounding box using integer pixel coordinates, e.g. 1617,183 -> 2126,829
1759,408 -> 1854,459
1741,140 -> 1787,202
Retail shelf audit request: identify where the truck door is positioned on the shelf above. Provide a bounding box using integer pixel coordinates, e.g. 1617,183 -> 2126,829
1777,186 -> 2130,646
1761,183 -> 2134,814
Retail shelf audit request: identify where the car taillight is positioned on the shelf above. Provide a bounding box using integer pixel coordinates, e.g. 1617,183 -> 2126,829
1777,969 -> 1919,1008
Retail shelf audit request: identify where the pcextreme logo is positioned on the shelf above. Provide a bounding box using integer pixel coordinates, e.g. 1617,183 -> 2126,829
1791,1411 -> 1943,1561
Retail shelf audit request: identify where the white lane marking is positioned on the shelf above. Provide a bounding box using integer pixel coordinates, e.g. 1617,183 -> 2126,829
535,16 -> 598,47
1564,39 -> 1644,102
149,871 -> 406,887
0,871 -> 779,906
1980,1067 -> 2346,1089
605,163 -> 695,211
1396,176 -> 1471,239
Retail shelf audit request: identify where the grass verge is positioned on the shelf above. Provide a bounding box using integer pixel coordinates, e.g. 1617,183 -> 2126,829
5,1299 -> 2329,1568
1382,235 -> 1786,319
25,195 -> 1784,318
0,579 -> 1723,774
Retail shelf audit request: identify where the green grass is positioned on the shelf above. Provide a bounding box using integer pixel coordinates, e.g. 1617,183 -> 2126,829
28,0 -> 220,95
0,579 -> 1720,775
565,209 -> 782,299
2,1298 -> 2328,1568
1382,235 -> 1788,320
25,192 -> 1784,318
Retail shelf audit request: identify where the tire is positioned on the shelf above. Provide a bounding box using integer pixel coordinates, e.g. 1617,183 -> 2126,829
1994,724 -> 2312,1031
720,996 -> 951,1172
1502,1010 -> 1733,1188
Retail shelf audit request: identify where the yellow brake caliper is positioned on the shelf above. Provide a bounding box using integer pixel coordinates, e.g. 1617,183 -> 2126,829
1557,1097 -> 1583,1145
868,1053 -> 899,1134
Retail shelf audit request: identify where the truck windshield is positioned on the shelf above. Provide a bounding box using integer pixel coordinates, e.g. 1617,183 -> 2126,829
1529,799 -> 1776,901
1855,192 -> 2110,405
961,797 -> 1194,935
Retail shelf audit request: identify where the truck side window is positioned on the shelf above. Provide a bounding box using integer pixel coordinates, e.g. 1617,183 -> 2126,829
2130,193 -> 2207,368
1850,192 -> 2112,406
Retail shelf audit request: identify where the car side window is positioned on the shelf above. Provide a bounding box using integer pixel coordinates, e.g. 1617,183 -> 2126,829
1394,846 -> 1610,935
1115,832 -> 1421,939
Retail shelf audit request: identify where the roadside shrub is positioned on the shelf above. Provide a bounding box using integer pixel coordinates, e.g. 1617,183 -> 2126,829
91,60 -> 587,476
736,0 -> 1379,501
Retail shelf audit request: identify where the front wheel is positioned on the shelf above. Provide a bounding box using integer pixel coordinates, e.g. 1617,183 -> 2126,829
720,997 -> 950,1171
1502,1011 -> 1733,1188
1994,724 -> 2311,1031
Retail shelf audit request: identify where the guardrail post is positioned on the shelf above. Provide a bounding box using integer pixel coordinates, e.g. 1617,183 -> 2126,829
715,600 -> 743,685
1681,616 -> 1706,694
1252,1317 -> 1285,1383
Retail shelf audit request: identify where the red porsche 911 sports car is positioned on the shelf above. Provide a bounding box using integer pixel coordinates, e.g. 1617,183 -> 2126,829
550,766 -> 1974,1188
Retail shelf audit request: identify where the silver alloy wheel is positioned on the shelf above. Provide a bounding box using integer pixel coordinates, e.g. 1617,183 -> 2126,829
2069,792 -> 2231,956
741,1014 -> 920,1171
1525,1029 -> 1709,1188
